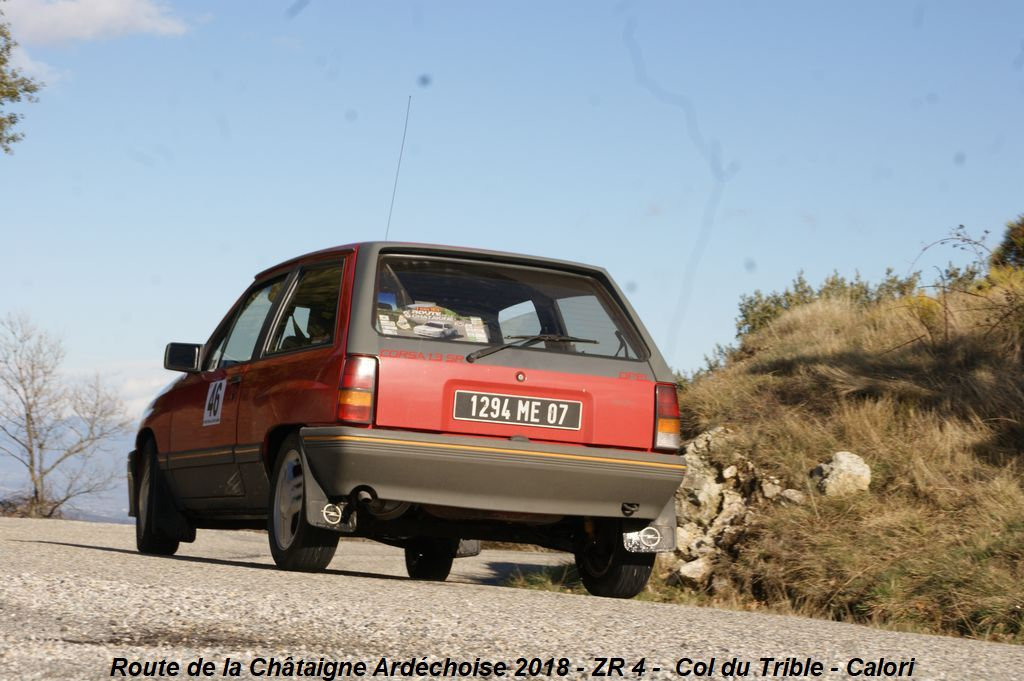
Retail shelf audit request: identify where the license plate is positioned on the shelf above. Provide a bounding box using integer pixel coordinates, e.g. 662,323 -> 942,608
453,390 -> 582,430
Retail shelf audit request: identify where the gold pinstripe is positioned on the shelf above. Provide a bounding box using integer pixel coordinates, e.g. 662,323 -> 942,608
303,434 -> 686,471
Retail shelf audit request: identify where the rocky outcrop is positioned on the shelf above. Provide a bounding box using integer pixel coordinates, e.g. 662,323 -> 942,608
667,427 -> 804,589
811,451 -> 871,497
666,430 -> 872,591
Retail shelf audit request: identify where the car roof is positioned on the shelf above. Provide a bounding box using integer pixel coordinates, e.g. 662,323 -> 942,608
254,241 -> 608,281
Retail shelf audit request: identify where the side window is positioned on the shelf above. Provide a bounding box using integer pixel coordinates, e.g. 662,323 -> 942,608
556,295 -> 640,358
267,263 -> 344,354
204,333 -> 229,372
498,300 -> 541,339
205,277 -> 286,370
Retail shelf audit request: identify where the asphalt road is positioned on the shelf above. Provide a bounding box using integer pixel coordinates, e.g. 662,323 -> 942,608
0,518 -> 1021,681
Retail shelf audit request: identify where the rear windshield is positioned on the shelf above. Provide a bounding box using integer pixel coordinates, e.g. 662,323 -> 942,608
374,255 -> 646,360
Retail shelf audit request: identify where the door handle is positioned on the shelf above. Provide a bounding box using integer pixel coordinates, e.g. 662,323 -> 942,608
226,374 -> 242,401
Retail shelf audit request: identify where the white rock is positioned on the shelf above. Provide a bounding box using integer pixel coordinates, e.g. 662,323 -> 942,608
678,452 -> 723,526
714,490 -> 746,528
673,556 -> 713,587
675,522 -> 703,557
760,479 -> 782,499
780,488 -> 806,504
684,426 -> 732,456
722,465 -> 737,479
812,451 -> 871,496
693,479 -> 723,521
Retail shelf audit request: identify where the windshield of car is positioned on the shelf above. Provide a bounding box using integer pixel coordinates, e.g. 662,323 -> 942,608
374,255 -> 646,360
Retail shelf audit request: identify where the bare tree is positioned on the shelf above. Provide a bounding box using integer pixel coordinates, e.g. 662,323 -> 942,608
0,313 -> 130,517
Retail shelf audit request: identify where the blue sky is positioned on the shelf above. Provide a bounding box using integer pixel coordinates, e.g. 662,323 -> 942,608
2,0 -> 1023,426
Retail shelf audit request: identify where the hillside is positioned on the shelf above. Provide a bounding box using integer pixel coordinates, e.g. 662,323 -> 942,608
677,268 -> 1024,642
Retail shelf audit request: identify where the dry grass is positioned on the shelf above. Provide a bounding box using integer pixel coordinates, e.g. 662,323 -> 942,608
679,287 -> 1024,642
504,558 -> 727,607
505,563 -> 587,595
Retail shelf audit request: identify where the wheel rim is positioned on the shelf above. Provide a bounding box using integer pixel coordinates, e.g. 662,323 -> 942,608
273,448 -> 305,550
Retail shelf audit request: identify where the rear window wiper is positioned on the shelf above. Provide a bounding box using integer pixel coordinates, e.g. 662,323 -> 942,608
465,334 -> 597,363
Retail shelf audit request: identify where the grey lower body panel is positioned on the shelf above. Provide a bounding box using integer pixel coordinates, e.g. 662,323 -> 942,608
299,426 -> 685,521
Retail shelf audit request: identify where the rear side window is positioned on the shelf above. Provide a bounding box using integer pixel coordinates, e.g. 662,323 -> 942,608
374,256 -> 646,360
267,263 -> 344,354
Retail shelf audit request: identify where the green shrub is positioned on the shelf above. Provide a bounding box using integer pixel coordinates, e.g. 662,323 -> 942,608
735,269 -> 920,338
990,215 -> 1024,270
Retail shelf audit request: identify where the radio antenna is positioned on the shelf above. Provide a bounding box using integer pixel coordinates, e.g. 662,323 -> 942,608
384,95 -> 412,241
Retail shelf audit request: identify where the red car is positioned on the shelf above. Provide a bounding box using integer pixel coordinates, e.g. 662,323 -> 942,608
128,242 -> 684,598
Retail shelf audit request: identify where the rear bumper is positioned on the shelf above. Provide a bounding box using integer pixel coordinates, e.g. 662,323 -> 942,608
299,426 -> 685,521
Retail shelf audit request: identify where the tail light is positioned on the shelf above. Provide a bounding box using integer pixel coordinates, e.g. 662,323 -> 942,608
338,355 -> 377,424
654,383 -> 681,452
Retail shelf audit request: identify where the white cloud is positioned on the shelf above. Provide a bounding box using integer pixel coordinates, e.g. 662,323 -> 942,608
119,373 -> 178,419
4,0 -> 187,45
8,44 -> 65,83
65,359 -> 179,420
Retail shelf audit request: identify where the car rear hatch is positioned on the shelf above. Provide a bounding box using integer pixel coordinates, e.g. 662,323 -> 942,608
365,252 -> 667,451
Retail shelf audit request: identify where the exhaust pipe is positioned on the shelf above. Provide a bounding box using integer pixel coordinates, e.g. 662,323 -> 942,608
351,485 -> 378,505
350,485 -> 411,521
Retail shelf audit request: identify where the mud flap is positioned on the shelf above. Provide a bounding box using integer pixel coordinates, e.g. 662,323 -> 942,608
151,455 -> 195,543
301,447 -> 357,533
622,499 -> 676,553
127,450 -> 138,517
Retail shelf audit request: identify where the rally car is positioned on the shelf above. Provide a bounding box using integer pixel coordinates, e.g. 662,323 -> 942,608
128,242 -> 685,598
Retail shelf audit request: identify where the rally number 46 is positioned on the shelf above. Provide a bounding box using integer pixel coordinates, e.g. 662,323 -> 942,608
203,379 -> 226,426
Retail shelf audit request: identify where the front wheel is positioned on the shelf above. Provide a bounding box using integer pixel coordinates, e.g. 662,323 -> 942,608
135,439 -> 179,556
574,522 -> 654,599
404,537 -> 457,581
267,434 -> 338,572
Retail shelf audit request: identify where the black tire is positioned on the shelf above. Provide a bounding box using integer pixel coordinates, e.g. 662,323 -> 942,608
574,521 -> 654,599
135,439 -> 180,556
267,433 -> 338,572
404,537 -> 457,581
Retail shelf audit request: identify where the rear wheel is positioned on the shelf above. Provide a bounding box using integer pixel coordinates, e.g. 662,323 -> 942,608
575,521 -> 654,598
135,439 -> 179,556
404,537 -> 457,581
268,434 -> 338,572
